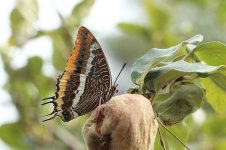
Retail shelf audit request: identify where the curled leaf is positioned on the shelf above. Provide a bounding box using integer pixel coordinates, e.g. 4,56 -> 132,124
153,83 -> 205,125
144,60 -> 226,92
131,34 -> 203,85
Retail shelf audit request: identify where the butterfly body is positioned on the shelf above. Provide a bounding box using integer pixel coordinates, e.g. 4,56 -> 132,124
43,26 -> 117,122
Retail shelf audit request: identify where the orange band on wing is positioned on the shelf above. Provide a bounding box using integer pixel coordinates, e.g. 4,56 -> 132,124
61,73 -> 71,80
66,66 -> 74,72
57,91 -> 66,98
56,98 -> 63,106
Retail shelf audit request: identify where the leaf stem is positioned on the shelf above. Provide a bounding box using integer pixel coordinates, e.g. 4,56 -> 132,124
150,93 -> 157,104
158,127 -> 167,150
155,116 -> 190,150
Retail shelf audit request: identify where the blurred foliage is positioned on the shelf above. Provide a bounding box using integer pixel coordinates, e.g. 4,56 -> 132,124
0,0 -> 226,150
1,0 -> 94,149
155,123 -> 189,150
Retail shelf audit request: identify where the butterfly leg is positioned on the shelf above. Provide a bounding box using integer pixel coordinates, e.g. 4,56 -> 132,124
98,97 -> 104,106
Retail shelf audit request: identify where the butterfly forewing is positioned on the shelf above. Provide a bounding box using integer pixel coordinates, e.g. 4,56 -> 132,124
42,26 -> 116,122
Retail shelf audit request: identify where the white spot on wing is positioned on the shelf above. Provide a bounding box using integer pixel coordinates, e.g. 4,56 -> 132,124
85,52 -> 95,75
72,74 -> 87,108
93,42 -> 100,49
72,111 -> 79,118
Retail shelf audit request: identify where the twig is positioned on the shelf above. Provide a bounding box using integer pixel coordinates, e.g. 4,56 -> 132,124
155,116 -> 190,150
158,127 -> 167,150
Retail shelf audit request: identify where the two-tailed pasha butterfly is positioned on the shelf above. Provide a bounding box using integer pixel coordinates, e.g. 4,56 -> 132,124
42,26 -> 125,122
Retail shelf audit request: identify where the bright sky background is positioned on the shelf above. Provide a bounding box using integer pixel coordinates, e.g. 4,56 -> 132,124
0,0 -> 205,149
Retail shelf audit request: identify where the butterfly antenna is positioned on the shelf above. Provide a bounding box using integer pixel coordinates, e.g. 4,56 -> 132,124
155,116 -> 190,150
113,63 -> 127,86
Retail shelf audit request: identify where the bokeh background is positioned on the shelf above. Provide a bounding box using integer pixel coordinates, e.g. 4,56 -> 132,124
0,0 -> 226,149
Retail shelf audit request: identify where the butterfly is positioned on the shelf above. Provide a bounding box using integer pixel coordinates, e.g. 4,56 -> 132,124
42,26 -> 123,122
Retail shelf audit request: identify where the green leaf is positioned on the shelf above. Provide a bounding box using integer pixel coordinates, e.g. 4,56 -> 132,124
0,123 -> 29,150
209,72 -> 226,91
201,77 -> 226,113
118,23 -> 150,38
193,41 -> 226,66
217,0 -> 226,25
9,0 -> 38,46
131,34 -> 203,85
49,29 -> 70,70
52,47 -> 67,71
27,56 -> 43,75
155,123 -> 189,150
143,0 -> 170,30
197,115 -> 226,149
68,0 -> 95,27
144,60 -> 226,92
186,44 -> 197,53
9,8 -> 28,46
153,83 -> 204,125
201,115 -> 226,137
127,87 -> 139,94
